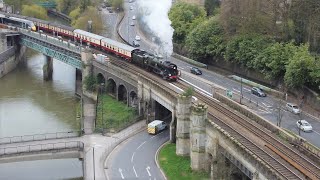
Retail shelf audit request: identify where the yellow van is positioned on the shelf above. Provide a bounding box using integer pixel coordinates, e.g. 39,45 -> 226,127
147,120 -> 167,134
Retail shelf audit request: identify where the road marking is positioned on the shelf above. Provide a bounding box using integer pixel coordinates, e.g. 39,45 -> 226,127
146,166 -> 151,176
133,166 -> 138,177
261,102 -> 273,108
313,130 -> 320,136
131,152 -> 135,162
232,88 -> 240,93
119,168 -> 125,179
243,87 -> 251,92
137,141 -> 146,150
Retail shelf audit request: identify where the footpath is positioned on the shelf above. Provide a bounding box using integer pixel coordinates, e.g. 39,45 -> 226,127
82,90 -> 146,180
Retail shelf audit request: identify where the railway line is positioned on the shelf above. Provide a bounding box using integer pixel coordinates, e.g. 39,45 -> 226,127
174,81 -> 320,180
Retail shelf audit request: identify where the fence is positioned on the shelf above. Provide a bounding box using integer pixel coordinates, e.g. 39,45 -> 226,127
0,46 -> 15,64
0,131 -> 81,145
0,141 -> 84,156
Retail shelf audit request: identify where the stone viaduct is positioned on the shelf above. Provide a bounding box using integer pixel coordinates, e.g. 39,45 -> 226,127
0,28 -> 277,179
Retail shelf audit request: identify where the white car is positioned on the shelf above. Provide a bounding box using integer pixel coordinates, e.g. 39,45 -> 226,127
296,120 -> 312,132
130,22 -> 134,26
286,103 -> 300,114
130,6 -> 133,10
135,35 -> 141,41
132,15 -> 136,20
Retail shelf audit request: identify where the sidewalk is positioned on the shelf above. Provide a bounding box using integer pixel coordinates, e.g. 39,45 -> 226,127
82,120 -> 146,180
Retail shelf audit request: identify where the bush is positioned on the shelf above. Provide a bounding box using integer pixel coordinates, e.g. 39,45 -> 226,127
84,74 -> 97,92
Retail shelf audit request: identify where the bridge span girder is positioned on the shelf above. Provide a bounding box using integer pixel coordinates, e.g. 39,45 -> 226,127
20,38 -> 82,69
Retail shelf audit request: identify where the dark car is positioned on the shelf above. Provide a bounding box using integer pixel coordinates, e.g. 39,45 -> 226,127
132,40 -> 140,47
190,67 -> 202,75
251,87 -> 266,97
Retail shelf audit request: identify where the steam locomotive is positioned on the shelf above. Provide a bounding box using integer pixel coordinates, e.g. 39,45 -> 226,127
0,13 -> 179,81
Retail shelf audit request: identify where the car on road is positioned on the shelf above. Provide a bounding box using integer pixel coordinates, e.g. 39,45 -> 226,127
132,15 -> 136,20
147,120 -> 167,134
190,67 -> 202,75
133,40 -> 140,47
296,120 -> 312,132
251,87 -> 266,97
286,103 -> 301,114
135,35 -> 141,41
130,6 -> 133,10
130,22 -> 134,26
129,0 -> 134,3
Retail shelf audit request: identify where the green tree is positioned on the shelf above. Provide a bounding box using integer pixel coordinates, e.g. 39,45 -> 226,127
80,0 -> 91,12
254,42 -> 297,80
284,44 -> 316,88
69,7 -> 81,22
84,74 -> 97,92
204,0 -> 220,16
56,0 -> 80,14
110,0 -> 124,11
186,17 -> 225,62
169,2 -> 206,44
73,6 -> 104,34
224,34 -> 272,68
21,4 -> 49,20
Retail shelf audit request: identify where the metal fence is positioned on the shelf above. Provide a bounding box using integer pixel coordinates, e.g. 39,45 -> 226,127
0,46 -> 15,64
0,131 -> 81,145
18,28 -> 82,54
0,141 -> 84,156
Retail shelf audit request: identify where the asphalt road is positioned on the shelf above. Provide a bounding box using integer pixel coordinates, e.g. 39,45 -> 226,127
106,129 -> 169,180
116,0 -> 320,147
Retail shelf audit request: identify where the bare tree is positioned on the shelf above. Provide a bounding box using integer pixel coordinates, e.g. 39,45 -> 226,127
274,98 -> 285,127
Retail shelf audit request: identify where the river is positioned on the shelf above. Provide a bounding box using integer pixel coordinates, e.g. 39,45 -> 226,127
0,50 -> 83,179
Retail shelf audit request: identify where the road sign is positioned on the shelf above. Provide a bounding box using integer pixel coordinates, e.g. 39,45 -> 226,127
226,89 -> 233,99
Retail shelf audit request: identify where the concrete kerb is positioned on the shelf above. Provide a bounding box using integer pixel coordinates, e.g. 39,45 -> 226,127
104,121 -> 146,180
155,141 -> 169,180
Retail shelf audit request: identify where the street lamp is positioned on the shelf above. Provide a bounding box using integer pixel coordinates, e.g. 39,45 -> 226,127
100,83 -> 105,132
88,20 -> 93,33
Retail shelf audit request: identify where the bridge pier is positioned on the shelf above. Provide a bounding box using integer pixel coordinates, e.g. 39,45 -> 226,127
43,56 -> 53,81
190,103 -> 208,171
176,95 -> 192,156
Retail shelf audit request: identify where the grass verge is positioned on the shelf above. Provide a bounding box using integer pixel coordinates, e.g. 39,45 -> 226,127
96,94 -> 138,132
159,143 -> 210,180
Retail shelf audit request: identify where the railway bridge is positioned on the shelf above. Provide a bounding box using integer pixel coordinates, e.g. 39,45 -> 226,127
0,26 -> 319,180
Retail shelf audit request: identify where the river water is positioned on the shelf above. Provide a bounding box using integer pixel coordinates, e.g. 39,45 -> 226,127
0,50 -> 83,179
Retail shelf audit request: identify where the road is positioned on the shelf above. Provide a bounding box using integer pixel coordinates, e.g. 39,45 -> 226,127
116,0 -> 320,147
106,129 -> 169,180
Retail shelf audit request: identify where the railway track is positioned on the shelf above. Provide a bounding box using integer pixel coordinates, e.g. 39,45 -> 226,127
174,81 -> 320,180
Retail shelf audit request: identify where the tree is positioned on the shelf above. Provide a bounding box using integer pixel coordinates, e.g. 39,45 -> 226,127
69,7 -> 81,22
72,6 -> 104,34
186,17 -> 225,62
204,0 -> 220,16
84,74 -> 97,92
224,34 -> 272,68
169,2 -> 206,44
110,0 -> 124,11
56,0 -> 80,14
21,4 -> 49,20
80,0 -> 91,12
254,42 -> 297,80
284,44 -> 316,89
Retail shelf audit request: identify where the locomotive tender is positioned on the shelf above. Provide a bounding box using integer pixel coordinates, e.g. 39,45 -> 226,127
0,13 -> 179,81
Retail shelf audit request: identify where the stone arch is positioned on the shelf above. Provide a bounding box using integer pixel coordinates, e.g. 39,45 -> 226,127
118,84 -> 128,104
96,73 -> 105,85
129,90 -> 138,107
106,78 -> 116,97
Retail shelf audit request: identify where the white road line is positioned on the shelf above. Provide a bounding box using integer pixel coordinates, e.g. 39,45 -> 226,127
146,166 -> 151,176
313,130 -> 320,136
232,88 -> 240,93
243,87 -> 251,92
133,166 -> 138,178
137,141 -> 146,150
131,152 -> 135,162
119,168 -> 125,179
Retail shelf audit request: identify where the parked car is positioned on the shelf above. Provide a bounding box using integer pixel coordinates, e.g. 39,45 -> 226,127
135,35 -> 141,41
190,67 -> 202,75
132,40 -> 140,47
286,103 -> 301,114
296,120 -> 312,132
132,15 -> 136,20
130,22 -> 134,26
251,87 -> 266,97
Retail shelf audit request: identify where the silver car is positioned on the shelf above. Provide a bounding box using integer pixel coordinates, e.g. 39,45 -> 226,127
286,103 -> 300,114
296,120 -> 312,132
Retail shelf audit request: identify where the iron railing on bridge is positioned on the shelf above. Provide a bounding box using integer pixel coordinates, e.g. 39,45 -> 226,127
0,141 -> 84,156
0,130 -> 82,145
18,28 -> 82,54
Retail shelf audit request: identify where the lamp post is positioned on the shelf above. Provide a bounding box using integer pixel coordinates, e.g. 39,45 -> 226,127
88,20 -> 93,33
100,83 -> 105,132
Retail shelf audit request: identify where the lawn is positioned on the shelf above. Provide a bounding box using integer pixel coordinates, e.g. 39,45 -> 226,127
159,143 -> 210,180
96,94 -> 138,132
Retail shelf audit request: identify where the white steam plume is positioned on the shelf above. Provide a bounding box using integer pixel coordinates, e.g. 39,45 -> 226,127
137,0 -> 174,58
